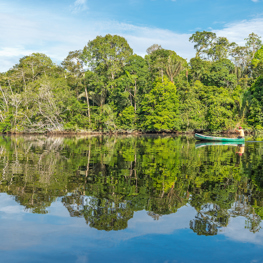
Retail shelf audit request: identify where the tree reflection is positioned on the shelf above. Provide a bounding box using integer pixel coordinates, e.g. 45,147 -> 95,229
0,135 -> 262,234
62,194 -> 134,231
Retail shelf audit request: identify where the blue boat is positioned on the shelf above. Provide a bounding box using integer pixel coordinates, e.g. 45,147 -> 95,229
195,133 -> 245,142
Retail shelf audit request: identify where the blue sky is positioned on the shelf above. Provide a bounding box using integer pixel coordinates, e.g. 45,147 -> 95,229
1,0 -> 263,72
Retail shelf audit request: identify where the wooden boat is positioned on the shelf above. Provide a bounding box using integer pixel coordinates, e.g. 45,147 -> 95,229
195,133 -> 245,142
195,141 -> 245,149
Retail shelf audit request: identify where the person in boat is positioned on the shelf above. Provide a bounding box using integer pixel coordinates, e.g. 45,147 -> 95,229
235,127 -> 245,139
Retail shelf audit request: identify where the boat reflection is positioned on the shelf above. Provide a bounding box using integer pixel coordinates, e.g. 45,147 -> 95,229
195,141 -> 245,149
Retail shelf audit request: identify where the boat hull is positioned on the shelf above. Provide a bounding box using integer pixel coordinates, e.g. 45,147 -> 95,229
195,133 -> 245,142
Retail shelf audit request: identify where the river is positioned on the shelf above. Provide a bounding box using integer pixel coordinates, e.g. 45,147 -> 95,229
0,135 -> 262,263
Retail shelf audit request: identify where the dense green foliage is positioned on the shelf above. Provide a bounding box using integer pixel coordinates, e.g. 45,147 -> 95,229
0,135 -> 263,234
0,32 -> 263,133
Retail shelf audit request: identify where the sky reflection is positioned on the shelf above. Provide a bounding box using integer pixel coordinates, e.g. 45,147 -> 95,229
0,193 -> 263,263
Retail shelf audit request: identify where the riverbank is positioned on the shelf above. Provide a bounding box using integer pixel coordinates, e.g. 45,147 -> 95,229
1,128 -> 260,136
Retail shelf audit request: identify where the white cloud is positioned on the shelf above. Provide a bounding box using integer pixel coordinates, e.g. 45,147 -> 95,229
0,47 -> 34,58
75,0 -> 86,4
0,3 -> 263,72
0,11 -> 194,72
221,216 -> 263,245
215,17 -> 263,45
251,0 -> 259,2
70,0 -> 88,13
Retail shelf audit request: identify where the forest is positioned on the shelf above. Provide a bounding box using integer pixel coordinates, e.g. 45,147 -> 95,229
0,31 -> 263,133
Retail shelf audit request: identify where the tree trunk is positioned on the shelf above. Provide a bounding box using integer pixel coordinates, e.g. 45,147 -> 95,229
134,80 -> 137,113
22,72 -> 26,91
31,63 -> 35,80
83,143 -> 91,195
0,85 -> 9,111
100,103 -> 103,132
85,87 -> 91,126
8,80 -> 14,95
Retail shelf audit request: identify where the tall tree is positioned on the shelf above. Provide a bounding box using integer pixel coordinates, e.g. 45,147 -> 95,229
62,50 -> 84,93
82,34 -> 133,84
61,50 -> 90,124
123,54 -> 148,113
146,44 -> 163,55
230,46 -> 250,79
245,33 -> 262,59
140,77 -> 180,131
251,46 -> 263,76
165,53 -> 187,83
15,53 -> 54,82
189,31 -> 216,58
207,37 -> 236,61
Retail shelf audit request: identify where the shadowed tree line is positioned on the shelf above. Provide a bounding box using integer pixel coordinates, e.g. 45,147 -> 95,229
0,32 -> 263,133
0,135 -> 263,234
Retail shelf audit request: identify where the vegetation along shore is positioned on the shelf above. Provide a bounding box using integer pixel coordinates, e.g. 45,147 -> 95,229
0,31 -> 263,134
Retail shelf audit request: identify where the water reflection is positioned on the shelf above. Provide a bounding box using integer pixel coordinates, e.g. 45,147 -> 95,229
195,141 -> 245,149
236,144 -> 245,156
0,135 -> 262,235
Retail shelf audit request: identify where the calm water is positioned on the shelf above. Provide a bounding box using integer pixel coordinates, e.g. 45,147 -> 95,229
0,135 -> 263,263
